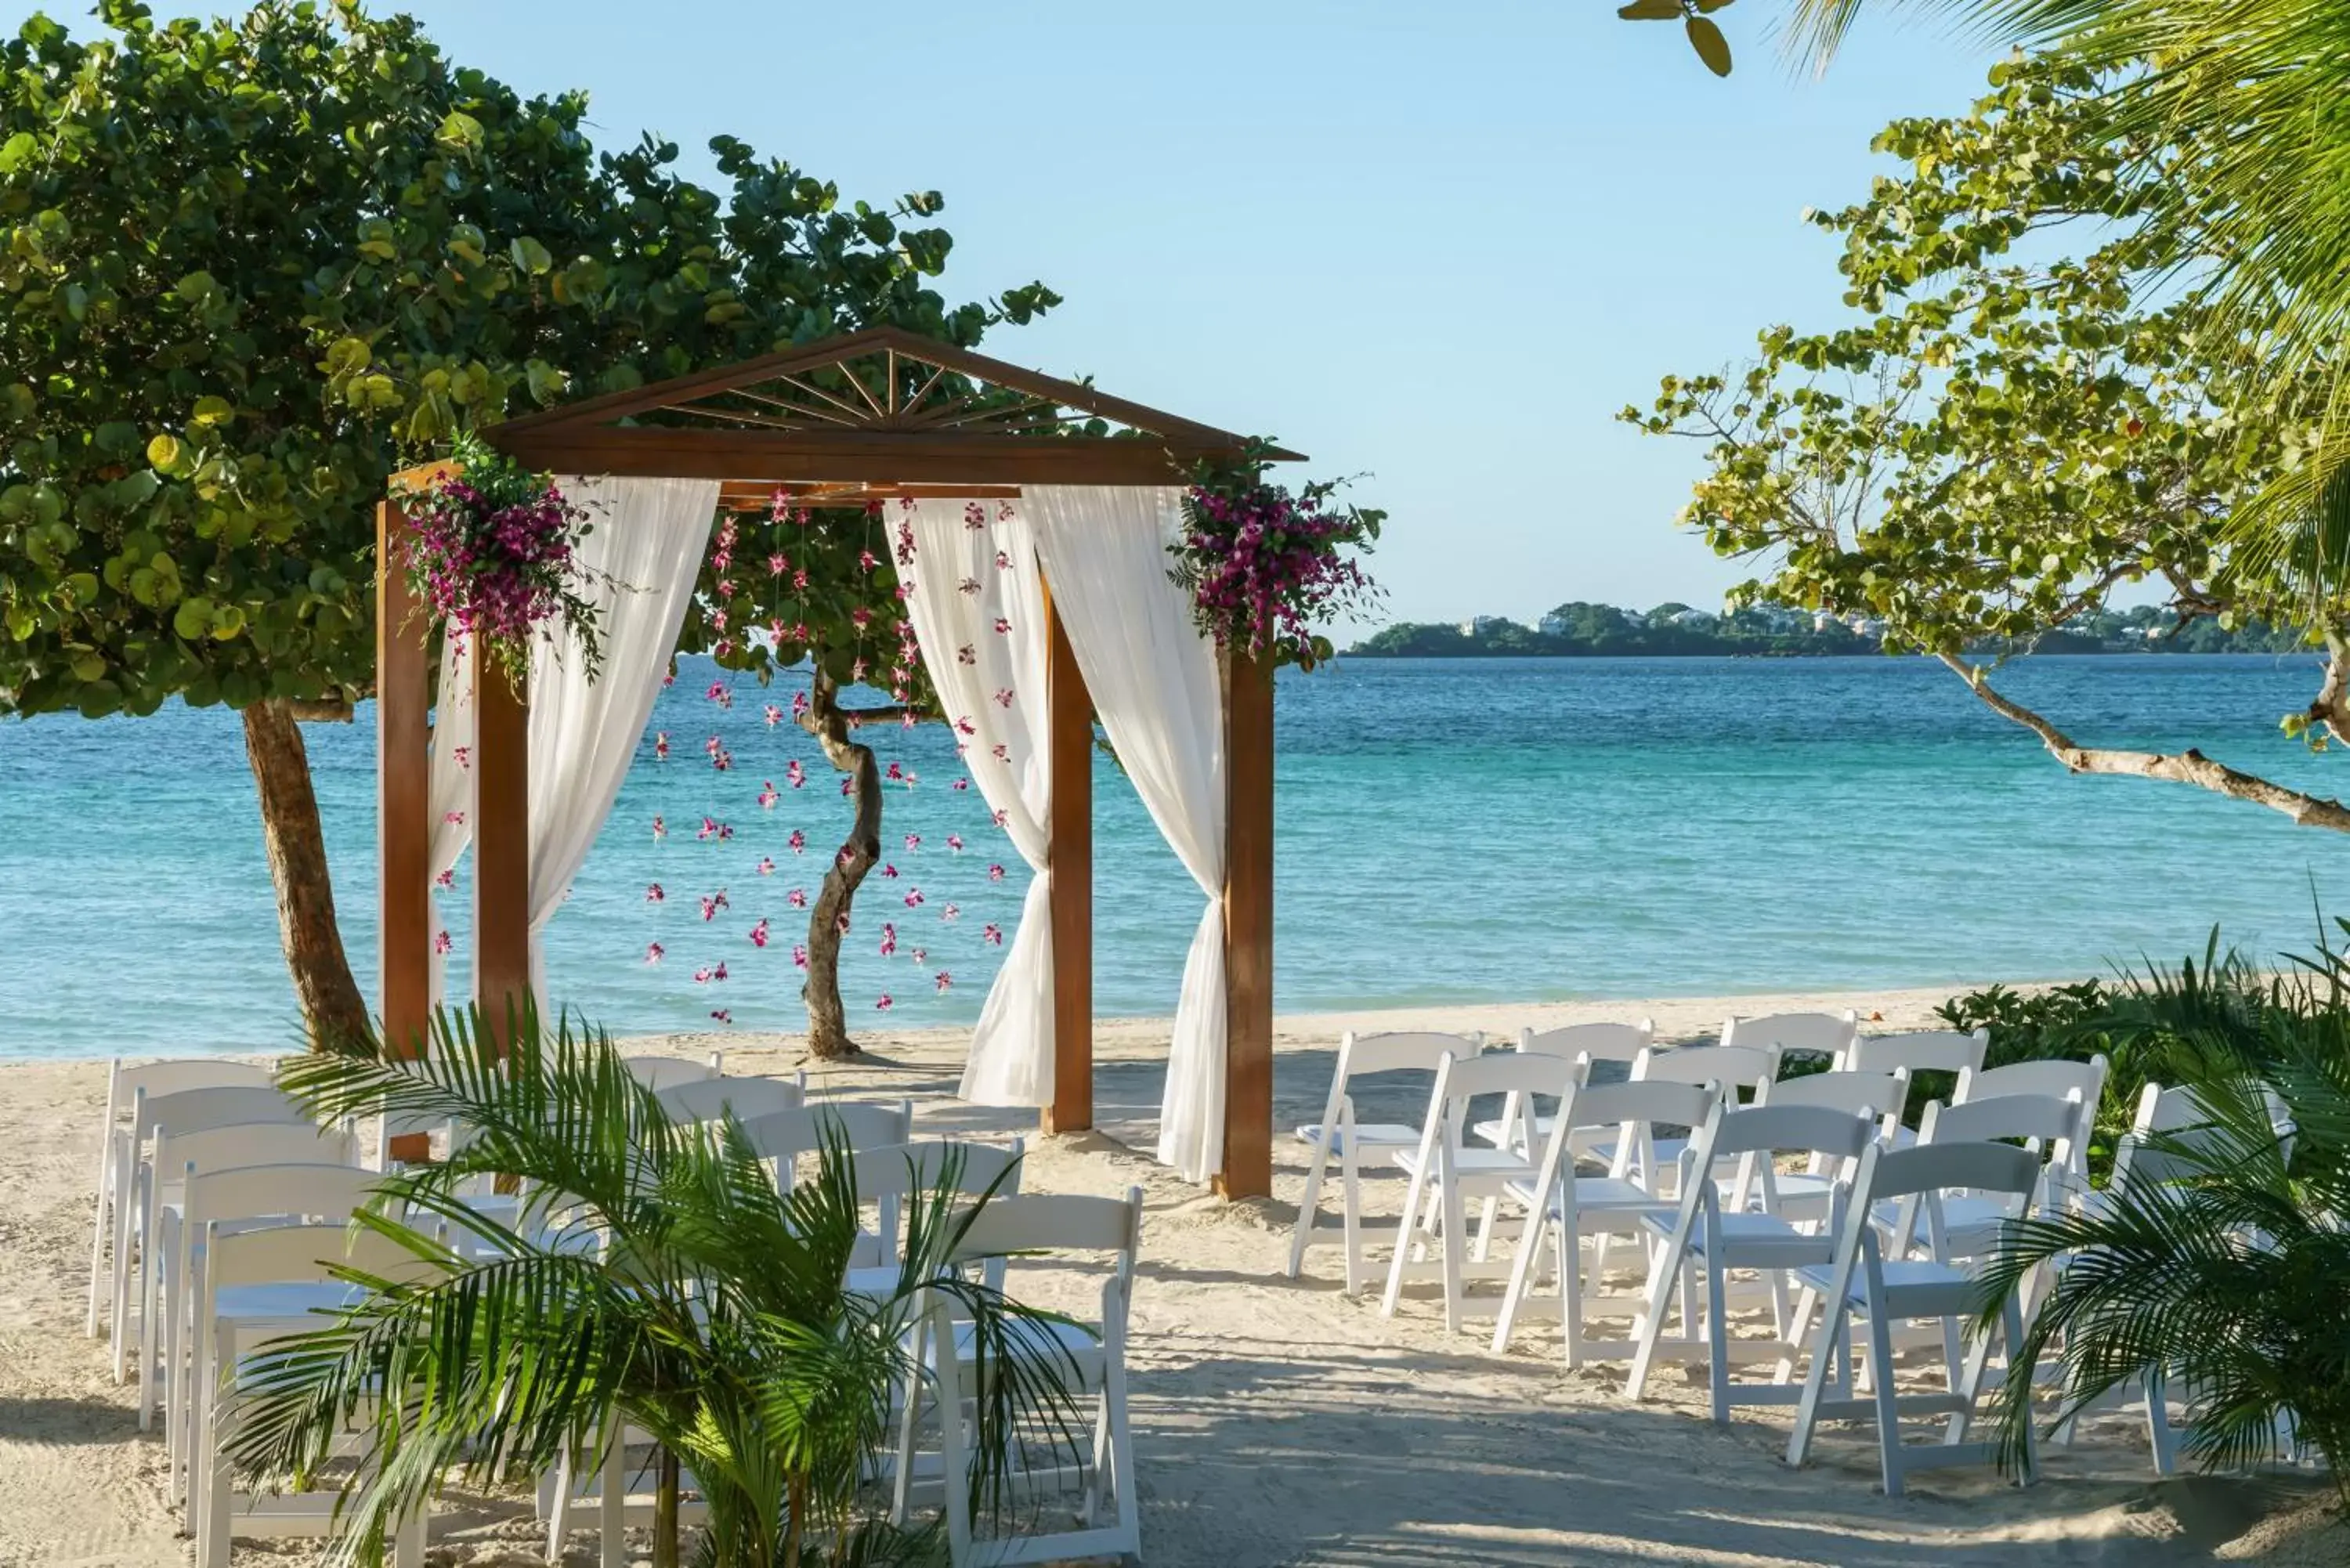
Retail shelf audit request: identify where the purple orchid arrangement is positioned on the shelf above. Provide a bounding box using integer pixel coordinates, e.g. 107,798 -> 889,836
1171,441 -> 1383,670
402,431 -> 603,685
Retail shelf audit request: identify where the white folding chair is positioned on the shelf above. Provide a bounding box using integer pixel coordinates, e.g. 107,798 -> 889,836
1787,1140 -> 2044,1495
114,1084 -> 318,1379
193,1221 -> 441,1568
1491,1066 -> 1719,1367
912,1188 -> 1144,1568
1954,1055 -> 2110,1179
1380,1049 -> 1569,1332
1286,1030 -> 1473,1294
626,1051 -> 722,1089
134,1120 -> 360,1433
1470,1020 -> 1654,1153
1627,1101 -> 1881,1422
650,1069 -> 806,1125
157,1162 -> 381,1501
87,1059 -> 277,1337
1723,1010 -> 1858,1072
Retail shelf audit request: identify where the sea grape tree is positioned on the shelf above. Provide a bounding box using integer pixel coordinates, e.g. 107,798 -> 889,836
1628,56 -> 2350,832
0,0 -> 1052,1045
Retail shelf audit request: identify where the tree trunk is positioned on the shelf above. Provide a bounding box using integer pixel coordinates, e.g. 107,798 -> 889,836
240,698 -> 371,1050
799,672 -> 884,1061
653,1445 -> 681,1568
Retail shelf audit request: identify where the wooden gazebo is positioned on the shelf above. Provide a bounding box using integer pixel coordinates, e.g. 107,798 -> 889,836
374,327 -> 1298,1197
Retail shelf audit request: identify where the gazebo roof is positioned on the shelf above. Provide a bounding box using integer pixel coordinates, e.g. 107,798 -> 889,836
483,325 -> 1300,508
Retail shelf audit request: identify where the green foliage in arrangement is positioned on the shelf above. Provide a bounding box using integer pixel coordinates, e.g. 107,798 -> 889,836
0,0 -> 1056,721
1625,56 -> 2342,673
244,1003 -> 1088,1567
1971,926 -> 2350,1490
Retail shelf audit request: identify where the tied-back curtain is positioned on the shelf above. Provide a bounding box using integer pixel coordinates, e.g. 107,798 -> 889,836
1025,485 -> 1228,1182
901,499 -> 1055,1105
425,632 -> 473,1005
526,476 -> 721,1001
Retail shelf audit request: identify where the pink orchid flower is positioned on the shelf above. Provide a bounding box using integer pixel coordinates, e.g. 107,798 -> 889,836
645,941 -> 664,963
903,887 -> 925,908
941,903 -> 960,922
874,993 -> 894,1012
653,815 -> 667,840
983,923 -> 1003,946
763,704 -> 783,728
757,782 -> 779,810
787,887 -> 808,909
787,759 -> 805,788
792,944 -> 808,969
710,1008 -> 732,1024
945,833 -> 964,852
645,883 -> 665,903
749,918 -> 771,948
935,971 -> 953,992
951,777 -> 970,792
989,863 -> 1006,882
756,856 -> 776,876
433,930 -> 452,956
789,828 -> 806,853
653,732 -> 670,760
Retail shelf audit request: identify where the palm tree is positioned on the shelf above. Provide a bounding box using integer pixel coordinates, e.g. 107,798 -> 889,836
1972,1015 -> 2350,1489
225,1005 -> 1089,1568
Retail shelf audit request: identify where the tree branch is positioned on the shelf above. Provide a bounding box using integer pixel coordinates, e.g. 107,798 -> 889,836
2305,634 -> 2350,746
1937,652 -> 2350,833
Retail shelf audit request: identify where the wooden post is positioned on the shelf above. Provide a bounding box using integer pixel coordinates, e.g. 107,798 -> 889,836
1215,651 -> 1275,1199
472,650 -> 532,1048
1043,582 -> 1094,1134
376,499 -> 432,1062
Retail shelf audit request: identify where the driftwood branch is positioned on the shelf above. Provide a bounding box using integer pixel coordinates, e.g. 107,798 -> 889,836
1937,652 -> 2350,833
2305,634 -> 2350,746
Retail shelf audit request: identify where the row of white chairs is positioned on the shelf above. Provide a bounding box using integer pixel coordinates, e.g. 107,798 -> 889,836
88,1052 -> 1138,1567
1287,1014 -> 2102,1296
1285,1016 -> 2142,1494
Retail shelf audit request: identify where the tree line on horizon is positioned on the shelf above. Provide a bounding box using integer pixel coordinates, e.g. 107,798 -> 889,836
1348,601 -> 2308,659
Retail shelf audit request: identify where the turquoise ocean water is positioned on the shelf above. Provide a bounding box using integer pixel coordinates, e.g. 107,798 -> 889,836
2,654 -> 2345,1060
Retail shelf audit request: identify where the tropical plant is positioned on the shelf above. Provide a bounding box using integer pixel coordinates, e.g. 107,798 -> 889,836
1627,55 -> 2350,836
236,1004 -> 1088,1567
1974,1026 -> 2350,1490
0,1 -> 1054,1047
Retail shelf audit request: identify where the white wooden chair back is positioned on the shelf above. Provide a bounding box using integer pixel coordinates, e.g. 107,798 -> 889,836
653,1071 -> 804,1125
1840,1028 -> 1987,1078
1763,1068 -> 1911,1144
1917,1090 -> 2084,1169
950,1187 -> 1144,1271
110,1059 -> 276,1121
1515,1021 -> 1652,1064
1956,1056 -> 2107,1174
1631,1042 -> 1777,1096
736,1100 -> 915,1176
137,1084 -> 313,1142
159,1122 -> 359,1183
1722,1010 -> 1858,1068
1531,1068 -> 1719,1192
627,1053 -> 721,1090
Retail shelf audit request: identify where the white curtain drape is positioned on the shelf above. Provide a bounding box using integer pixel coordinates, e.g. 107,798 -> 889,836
425,635 -> 475,1004
1025,486 -> 1227,1182
524,475 -> 720,1001
900,499 -> 1055,1105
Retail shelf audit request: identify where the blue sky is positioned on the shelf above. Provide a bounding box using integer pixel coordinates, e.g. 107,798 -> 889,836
16,1 -> 2001,627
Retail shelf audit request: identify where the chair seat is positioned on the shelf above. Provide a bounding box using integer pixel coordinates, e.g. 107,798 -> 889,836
1797,1257 -> 1979,1317
1297,1122 -> 1419,1155
1394,1147 -> 1536,1184
1647,1209 -> 1831,1265
1506,1175 -> 1675,1219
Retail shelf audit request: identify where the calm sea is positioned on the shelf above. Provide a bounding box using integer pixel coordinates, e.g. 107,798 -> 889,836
2,655 -> 2345,1060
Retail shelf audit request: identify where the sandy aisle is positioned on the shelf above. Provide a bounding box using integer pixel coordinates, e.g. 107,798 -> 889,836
2,986 -> 2338,1567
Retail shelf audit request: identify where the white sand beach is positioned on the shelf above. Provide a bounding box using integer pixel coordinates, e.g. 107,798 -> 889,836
3,986 -> 2341,1567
